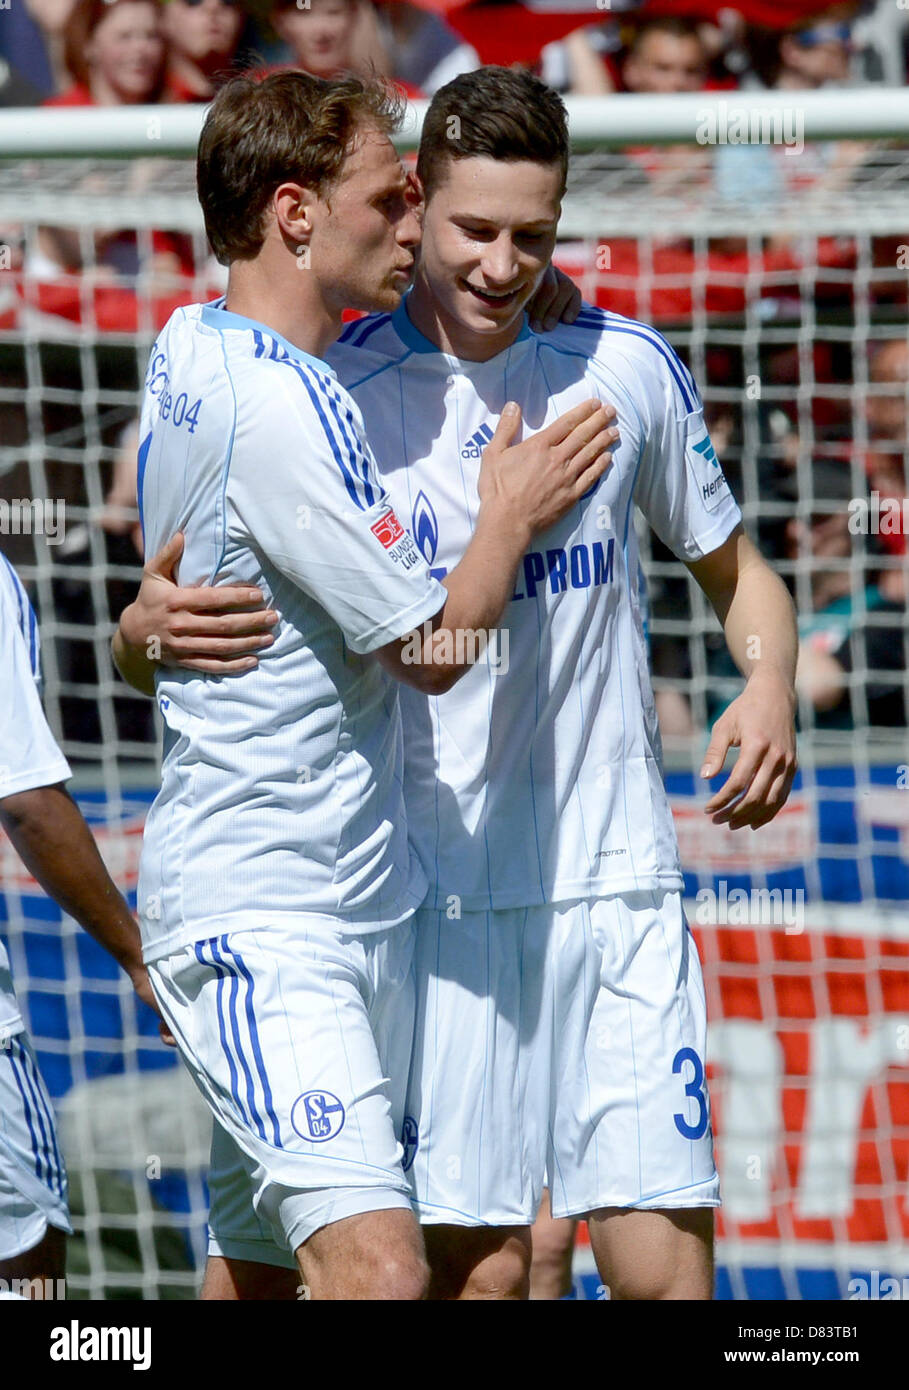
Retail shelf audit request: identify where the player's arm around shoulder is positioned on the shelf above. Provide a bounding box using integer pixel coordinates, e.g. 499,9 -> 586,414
687,525 -> 799,832
113,533 -> 277,694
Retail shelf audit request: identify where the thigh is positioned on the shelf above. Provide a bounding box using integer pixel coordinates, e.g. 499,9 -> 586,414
548,891 -> 720,1219
529,1190 -> 578,1301
201,1255 -> 299,1301
588,1205 -> 714,1300
0,1031 -> 71,1263
0,1224 -> 66,1293
299,1207 -> 427,1301
423,1223 -> 531,1301
404,906 -> 551,1228
151,921 -> 413,1256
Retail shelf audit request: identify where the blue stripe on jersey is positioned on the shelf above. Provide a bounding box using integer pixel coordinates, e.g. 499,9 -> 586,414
338,316 -> 370,343
136,431 -> 153,552
575,308 -> 699,413
280,359 -> 373,512
212,338 -> 239,579
223,943 -> 282,1148
197,940 -> 246,1129
616,435 -> 648,888
212,935 -> 268,1143
27,598 -> 39,676
8,1039 -> 50,1188
349,314 -> 391,349
1,551 -> 32,667
2,553 -> 40,683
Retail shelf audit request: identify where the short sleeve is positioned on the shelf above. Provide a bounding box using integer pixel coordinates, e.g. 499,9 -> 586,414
631,338 -> 742,562
0,560 -> 72,799
228,362 -> 447,654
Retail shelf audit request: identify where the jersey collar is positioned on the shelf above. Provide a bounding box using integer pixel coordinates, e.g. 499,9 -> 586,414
391,291 -> 533,365
201,298 -> 336,377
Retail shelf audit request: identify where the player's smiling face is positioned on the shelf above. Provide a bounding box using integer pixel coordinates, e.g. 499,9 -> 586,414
308,125 -> 422,316
413,156 -> 562,359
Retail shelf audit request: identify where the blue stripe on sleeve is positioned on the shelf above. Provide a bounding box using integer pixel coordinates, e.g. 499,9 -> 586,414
1,551 -> 27,645
322,380 -> 377,510
281,360 -> 370,511
575,309 -> 698,413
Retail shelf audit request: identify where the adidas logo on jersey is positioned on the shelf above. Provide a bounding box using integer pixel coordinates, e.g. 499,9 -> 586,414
460,423 -> 494,459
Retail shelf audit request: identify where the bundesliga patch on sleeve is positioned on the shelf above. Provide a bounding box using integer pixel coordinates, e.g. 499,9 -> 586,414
371,508 -> 405,548
685,421 -> 730,514
370,507 -> 422,571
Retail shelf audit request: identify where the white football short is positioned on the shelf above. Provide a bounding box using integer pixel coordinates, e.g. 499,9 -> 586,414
405,888 -> 720,1225
0,1029 -> 71,1260
149,918 -> 417,1263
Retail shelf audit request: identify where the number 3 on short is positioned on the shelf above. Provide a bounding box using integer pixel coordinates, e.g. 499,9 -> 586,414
672,1046 -> 709,1140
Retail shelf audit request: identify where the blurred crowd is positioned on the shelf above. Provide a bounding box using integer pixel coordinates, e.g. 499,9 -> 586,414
0,0 -> 907,110
0,0 -> 906,746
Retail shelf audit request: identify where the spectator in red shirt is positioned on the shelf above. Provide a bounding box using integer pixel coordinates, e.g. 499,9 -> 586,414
38,2 -> 188,295
46,0 -> 165,105
161,0 -> 247,102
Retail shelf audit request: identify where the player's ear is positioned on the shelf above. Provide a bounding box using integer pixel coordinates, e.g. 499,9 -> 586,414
405,170 -> 425,211
274,183 -> 316,254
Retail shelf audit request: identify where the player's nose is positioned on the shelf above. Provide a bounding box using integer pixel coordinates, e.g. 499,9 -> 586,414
481,238 -> 520,286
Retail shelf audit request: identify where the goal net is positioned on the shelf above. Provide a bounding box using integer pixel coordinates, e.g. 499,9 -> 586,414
0,100 -> 907,1300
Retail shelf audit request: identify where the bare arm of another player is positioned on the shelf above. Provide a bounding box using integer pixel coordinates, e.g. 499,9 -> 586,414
686,524 -> 798,831
0,782 -> 168,1030
113,532 -> 278,696
114,399 -> 619,697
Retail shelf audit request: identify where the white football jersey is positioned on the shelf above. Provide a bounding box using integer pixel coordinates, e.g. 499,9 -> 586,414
0,552 -> 72,1039
136,302 -> 447,962
327,299 -> 742,912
